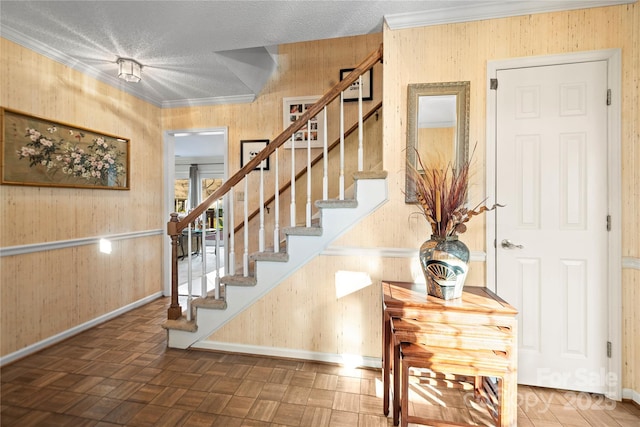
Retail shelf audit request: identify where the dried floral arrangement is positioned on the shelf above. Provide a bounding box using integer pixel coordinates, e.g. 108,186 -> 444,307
408,148 -> 502,238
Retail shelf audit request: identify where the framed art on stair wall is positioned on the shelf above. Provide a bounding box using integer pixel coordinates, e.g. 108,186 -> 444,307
241,139 -> 270,171
282,96 -> 325,149
340,68 -> 372,102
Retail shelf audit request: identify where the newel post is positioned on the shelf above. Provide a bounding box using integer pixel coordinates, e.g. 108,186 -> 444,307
167,213 -> 182,320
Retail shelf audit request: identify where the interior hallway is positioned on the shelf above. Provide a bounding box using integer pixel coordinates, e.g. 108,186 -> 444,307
1,297 -> 638,426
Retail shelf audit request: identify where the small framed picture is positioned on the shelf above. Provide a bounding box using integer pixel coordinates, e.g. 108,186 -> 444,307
339,68 -> 373,102
241,139 -> 269,170
282,96 -> 325,149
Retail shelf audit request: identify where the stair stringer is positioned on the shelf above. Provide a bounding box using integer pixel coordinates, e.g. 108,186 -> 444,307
166,176 -> 388,349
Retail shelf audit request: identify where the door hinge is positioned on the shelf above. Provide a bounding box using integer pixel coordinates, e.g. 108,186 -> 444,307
607,214 -> 611,231
607,341 -> 612,358
490,78 -> 498,90
606,89 -> 611,106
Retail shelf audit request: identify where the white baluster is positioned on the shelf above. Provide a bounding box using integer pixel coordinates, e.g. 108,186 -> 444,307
243,177 -> 249,277
322,106 -> 328,201
186,223 -> 193,321
358,75 -> 364,171
259,164 -> 265,252
228,188 -> 235,276
201,212 -> 207,298
214,203 -> 220,300
274,147 -> 280,252
339,92 -> 345,200
290,134 -> 296,227
306,119 -> 312,228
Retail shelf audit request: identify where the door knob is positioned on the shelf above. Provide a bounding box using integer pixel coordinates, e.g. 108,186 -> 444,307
501,239 -> 524,249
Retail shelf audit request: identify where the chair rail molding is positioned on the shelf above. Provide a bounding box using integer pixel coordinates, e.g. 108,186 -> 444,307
0,229 -> 163,257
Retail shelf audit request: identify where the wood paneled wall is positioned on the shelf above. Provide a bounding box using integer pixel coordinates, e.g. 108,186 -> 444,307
1,4 -> 637,394
380,4 -> 639,392
207,4 -> 640,393
0,39 -> 164,357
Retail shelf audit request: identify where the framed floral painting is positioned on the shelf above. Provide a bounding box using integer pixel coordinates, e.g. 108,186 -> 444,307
0,107 -> 130,190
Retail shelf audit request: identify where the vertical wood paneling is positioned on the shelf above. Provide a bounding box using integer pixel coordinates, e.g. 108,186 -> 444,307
377,3 -> 638,389
211,5 -> 640,390
0,39 -> 164,358
1,5 -> 637,392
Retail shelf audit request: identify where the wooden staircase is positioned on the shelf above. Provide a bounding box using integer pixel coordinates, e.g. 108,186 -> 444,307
163,171 -> 387,349
162,45 -> 385,351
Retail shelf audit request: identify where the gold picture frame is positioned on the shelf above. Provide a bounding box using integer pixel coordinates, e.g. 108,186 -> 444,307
1,107 -> 130,190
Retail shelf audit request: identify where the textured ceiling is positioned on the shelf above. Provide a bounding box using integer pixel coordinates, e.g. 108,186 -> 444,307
1,0 -> 457,107
1,0 -> 629,109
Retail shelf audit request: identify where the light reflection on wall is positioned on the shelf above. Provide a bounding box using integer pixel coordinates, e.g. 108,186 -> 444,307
334,270 -> 372,299
99,238 -> 112,254
410,256 -> 425,284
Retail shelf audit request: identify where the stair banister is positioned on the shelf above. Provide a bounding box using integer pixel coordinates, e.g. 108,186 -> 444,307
172,44 -> 381,234
167,44 -> 382,320
233,101 -> 382,235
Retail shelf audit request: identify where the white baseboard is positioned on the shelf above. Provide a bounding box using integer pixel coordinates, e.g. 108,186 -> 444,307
0,292 -> 164,367
192,340 -> 382,370
622,388 -> 640,405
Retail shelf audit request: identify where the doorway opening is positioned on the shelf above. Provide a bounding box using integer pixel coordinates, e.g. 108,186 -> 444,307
163,128 -> 229,303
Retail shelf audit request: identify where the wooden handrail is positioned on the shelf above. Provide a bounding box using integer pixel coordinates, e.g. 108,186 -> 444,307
233,101 -> 382,235
169,44 -> 382,235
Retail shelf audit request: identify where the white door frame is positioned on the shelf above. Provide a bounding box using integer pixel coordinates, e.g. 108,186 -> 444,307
162,127 -> 229,297
485,49 -> 622,400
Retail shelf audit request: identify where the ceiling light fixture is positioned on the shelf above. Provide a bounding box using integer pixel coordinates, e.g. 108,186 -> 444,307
117,58 -> 142,83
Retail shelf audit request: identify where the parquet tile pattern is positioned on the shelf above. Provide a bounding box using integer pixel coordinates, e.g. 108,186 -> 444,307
1,297 -> 639,426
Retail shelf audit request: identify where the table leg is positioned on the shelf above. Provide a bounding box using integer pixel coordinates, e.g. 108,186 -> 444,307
500,372 -> 517,426
383,310 -> 390,416
393,335 -> 400,426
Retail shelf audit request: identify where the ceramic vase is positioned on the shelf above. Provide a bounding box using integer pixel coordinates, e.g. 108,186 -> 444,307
419,235 -> 469,300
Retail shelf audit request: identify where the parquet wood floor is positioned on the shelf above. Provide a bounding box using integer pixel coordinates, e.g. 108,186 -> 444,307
1,297 -> 639,426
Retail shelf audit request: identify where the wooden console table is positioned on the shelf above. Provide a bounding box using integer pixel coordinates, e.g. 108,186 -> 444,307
382,280 -> 518,426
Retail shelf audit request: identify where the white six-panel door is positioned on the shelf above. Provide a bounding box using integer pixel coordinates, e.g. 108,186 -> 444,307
495,61 -> 609,394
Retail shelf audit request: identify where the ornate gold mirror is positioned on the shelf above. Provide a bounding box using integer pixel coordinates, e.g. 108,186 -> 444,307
405,81 -> 470,203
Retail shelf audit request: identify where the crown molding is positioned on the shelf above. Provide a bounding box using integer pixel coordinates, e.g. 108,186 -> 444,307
161,94 -> 256,109
384,0 -> 636,30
